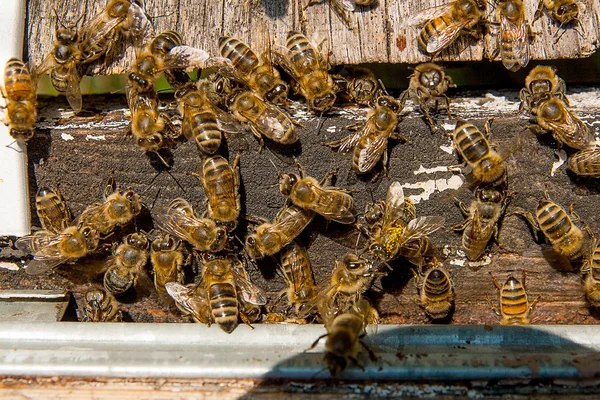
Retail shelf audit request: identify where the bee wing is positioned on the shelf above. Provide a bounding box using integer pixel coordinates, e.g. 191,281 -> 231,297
403,216 -> 445,242
500,14 -> 530,71
253,102 -> 292,141
309,186 -> 356,224
333,0 -> 356,12
568,148 -> 600,174
65,64 -> 83,114
544,110 -> 593,150
25,258 -> 70,275
215,107 -> 244,134
271,47 -> 300,81
382,181 -> 406,227
153,210 -> 201,245
335,122 -> 370,153
165,282 -> 211,323
80,14 -> 122,62
164,46 -> 231,71
406,3 -> 454,26
127,1 -> 153,45
180,103 -> 195,142
32,53 -> 55,83
73,201 -> 111,227
426,19 -> 472,53
355,130 -> 388,174
236,277 -> 268,306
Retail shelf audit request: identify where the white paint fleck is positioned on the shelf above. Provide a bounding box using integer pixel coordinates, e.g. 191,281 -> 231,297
402,175 -> 464,204
0,262 -> 19,271
450,258 -> 466,267
60,133 -> 74,141
551,149 -> 568,177
85,134 -> 106,141
439,145 -> 455,154
468,255 -> 493,268
442,123 -> 455,132
413,165 -> 448,175
326,126 -> 337,133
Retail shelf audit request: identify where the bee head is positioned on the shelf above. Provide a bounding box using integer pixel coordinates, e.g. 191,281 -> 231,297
554,3 -> 579,24
137,134 -> 164,152
310,93 -> 336,113
279,173 -> 298,196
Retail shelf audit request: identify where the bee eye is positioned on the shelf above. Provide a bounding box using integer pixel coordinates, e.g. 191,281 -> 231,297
557,5 -> 566,15
247,237 -> 256,246
217,81 -> 224,93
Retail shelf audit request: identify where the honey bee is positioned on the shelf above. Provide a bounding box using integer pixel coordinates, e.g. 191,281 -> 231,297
16,224 -> 100,275
147,31 -> 191,91
450,187 -> 514,261
167,253 -> 267,333
399,63 -> 456,133
488,0 -> 533,72
337,67 -> 381,106
364,182 -> 445,265
246,205 -> 315,259
519,65 -> 568,114
81,288 -> 122,322
514,188 -> 590,260
34,14 -> 83,113
451,119 -> 506,187
150,232 -> 185,304
567,147 -> 600,177
532,97 -> 593,151
533,0 -> 581,30
154,198 -> 227,252
227,89 -> 298,150
2,58 -> 37,142
218,36 -> 289,104
188,154 -> 241,230
79,0 -> 152,65
126,85 -> 175,153
324,95 -> 405,176
414,0 -> 487,55
275,31 -> 337,114
277,240 -> 317,313
103,232 -> 150,295
312,253 -> 375,324
413,259 -> 454,319
581,239 -> 600,307
279,165 -> 356,224
35,186 -> 71,234
76,182 -> 142,236
309,297 -> 378,376
488,270 -> 540,324
175,79 -> 242,155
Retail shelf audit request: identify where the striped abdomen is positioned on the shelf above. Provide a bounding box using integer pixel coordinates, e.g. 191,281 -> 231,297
189,107 -> 222,154
499,277 -> 529,324
286,32 -> 320,75
536,200 -> 584,258
280,241 -> 316,303
418,13 -> 455,54
422,267 -> 453,318
36,187 -> 71,234
218,36 -> 259,75
567,148 -> 600,177
453,122 -> 491,166
4,58 -> 35,101
202,155 -> 237,222
208,281 -> 239,333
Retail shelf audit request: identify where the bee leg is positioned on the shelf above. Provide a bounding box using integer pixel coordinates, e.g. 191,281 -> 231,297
454,197 -> 470,217
359,338 -> 378,363
247,125 -> 265,152
344,121 -> 364,131
447,163 -> 467,174
442,95 -> 453,119
306,334 -> 328,352
419,105 -> 439,134
527,295 -> 541,319
240,312 -> 255,329
484,118 -> 496,140
532,0 -> 545,24
398,89 -> 409,112
486,295 -> 501,317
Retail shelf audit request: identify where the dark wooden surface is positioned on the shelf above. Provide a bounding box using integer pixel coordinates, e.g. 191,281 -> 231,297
1,85 -> 600,325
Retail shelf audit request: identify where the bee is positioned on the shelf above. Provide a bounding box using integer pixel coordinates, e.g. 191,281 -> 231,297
147,31 -> 191,91
103,232 -> 150,295
76,182 -> 142,236
81,288 -> 122,322
227,89 -> 298,151
309,297 -> 378,376
175,79 -> 241,155
414,0 -> 487,55
16,224 -> 100,275
126,84 -> 175,153
2,58 -> 37,142
582,239 -> 600,307
218,36 -> 289,104
35,186 -> 71,234
533,0 -> 581,29
154,198 -> 227,252
488,270 -> 540,324
34,14 -> 83,113
150,232 -> 185,304
488,0 -> 533,72
275,31 -> 337,114
365,182 -> 445,265
277,240 -> 317,313
312,253 -> 375,324
79,0 -> 152,65
188,154 -> 241,230
514,188 -> 590,260
451,119 -> 506,187
167,254 -> 267,333
450,188 -> 514,261
519,65 -> 568,114
245,205 -> 315,259
413,259 -> 454,319
279,164 -> 356,224
336,67 -> 381,106
567,147 -> 600,177
324,95 -> 405,176
399,63 -> 456,133
532,97 -> 593,151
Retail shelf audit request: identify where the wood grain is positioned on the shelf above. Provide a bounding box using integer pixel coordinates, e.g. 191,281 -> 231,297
25,0 -> 600,74
2,87 -> 599,325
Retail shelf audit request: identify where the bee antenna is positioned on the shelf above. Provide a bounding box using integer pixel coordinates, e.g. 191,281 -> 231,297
315,114 -> 326,136
142,171 -> 162,194
148,188 -> 161,211
268,157 -> 281,175
378,79 -> 390,97
4,140 -> 24,153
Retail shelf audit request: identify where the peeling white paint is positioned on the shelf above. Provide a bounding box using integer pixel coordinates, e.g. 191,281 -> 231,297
551,149 -> 567,177
402,175 -> 464,204
439,145 -> 455,154
60,133 -> 74,141
449,258 -> 466,267
0,262 -> 19,271
413,165 -> 448,175
442,123 -> 455,132
326,126 -> 337,133
85,134 -> 106,141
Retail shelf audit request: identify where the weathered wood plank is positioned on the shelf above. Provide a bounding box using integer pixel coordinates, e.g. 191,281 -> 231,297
25,0 -> 600,73
0,88 -> 599,324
